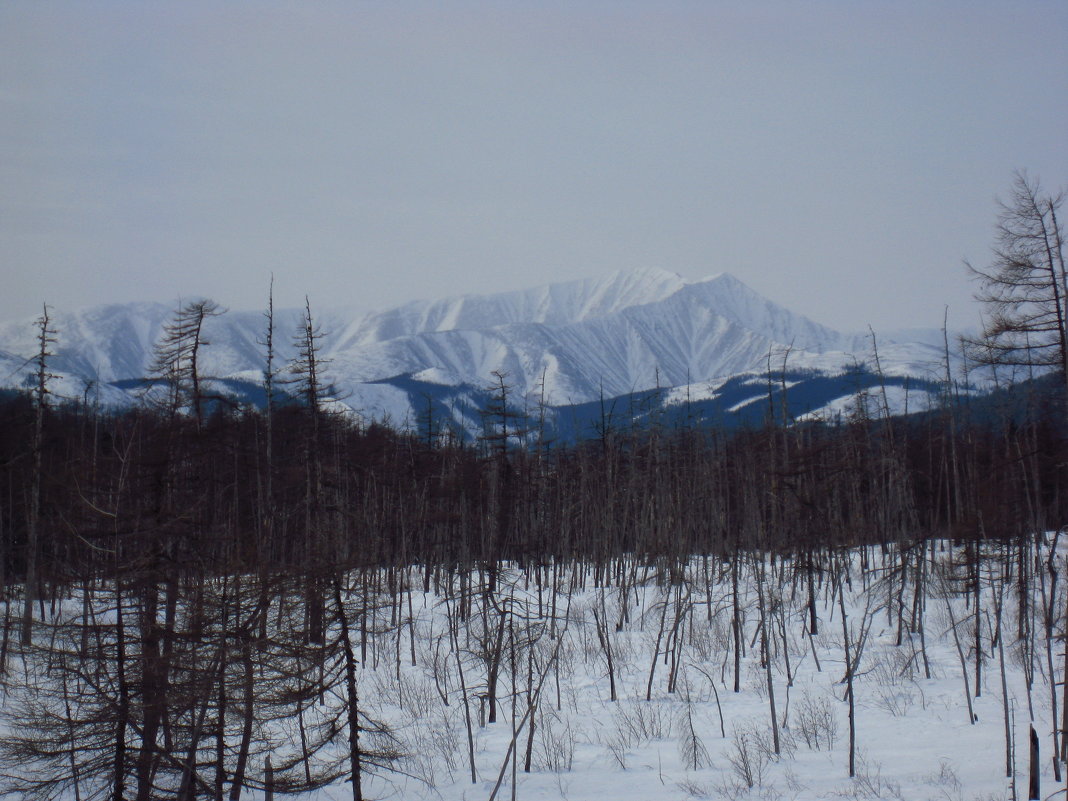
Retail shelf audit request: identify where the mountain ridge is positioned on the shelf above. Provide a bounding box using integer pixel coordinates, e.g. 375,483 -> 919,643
0,269 -> 950,430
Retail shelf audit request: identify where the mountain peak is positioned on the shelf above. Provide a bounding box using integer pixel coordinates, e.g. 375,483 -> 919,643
0,269 -> 945,430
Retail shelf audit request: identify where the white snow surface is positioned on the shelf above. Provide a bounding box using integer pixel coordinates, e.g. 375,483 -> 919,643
338,548 -> 1061,801
1,543 -> 1053,800
9,544 -> 1045,800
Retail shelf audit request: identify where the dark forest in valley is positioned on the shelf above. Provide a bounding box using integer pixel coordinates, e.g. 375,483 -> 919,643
1,375 -> 1064,589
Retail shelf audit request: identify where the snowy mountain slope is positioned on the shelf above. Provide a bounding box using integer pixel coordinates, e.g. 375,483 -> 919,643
323,273 -> 939,411
324,270 -> 903,395
327,268 -> 690,350
0,302 -> 171,383
0,302 -> 314,390
0,269 -> 950,428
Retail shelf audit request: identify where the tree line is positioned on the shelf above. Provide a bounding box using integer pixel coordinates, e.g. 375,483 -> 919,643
1,359 -> 1065,590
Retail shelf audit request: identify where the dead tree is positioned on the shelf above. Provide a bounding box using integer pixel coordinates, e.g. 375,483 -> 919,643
145,299 -> 225,426
966,172 -> 1067,421
21,304 -> 56,645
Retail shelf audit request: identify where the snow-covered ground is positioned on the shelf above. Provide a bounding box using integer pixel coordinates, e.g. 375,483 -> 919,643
2,541 -> 1060,800
301,550 -> 1059,799
340,554 -> 1053,801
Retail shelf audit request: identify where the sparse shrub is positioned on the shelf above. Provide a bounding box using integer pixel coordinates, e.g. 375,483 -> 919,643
747,661 -> 768,699
423,710 -> 461,771
848,753 -> 904,800
688,621 -> 717,662
710,614 -> 733,651
677,704 -> 712,770
868,657 -> 916,717
605,736 -> 629,769
611,630 -> 634,671
783,765 -> 807,795
613,697 -> 671,745
676,778 -> 712,798
534,709 -> 576,772
396,672 -> 438,721
406,712 -> 461,786
924,759 -> 964,801
725,720 -> 772,789
553,630 -> 579,678
794,690 -> 839,751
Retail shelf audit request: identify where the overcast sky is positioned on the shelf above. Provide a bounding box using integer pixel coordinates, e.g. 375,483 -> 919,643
2,1 -> 1065,333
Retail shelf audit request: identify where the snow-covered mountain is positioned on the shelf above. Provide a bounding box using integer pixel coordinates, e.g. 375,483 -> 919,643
0,269 -> 949,429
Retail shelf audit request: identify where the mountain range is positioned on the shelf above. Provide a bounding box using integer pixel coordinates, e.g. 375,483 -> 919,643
0,269 -> 953,439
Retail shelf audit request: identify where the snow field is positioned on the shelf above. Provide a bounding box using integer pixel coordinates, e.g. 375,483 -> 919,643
1,541 -> 1059,801
329,547 -> 1055,801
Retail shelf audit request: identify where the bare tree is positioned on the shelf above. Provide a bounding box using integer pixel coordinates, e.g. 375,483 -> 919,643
289,297 -> 329,418
289,297 -> 330,644
966,172 -> 1067,407
21,304 -> 56,645
145,299 -> 225,425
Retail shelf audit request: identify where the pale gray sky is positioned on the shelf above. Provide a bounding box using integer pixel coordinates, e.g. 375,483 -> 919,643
2,1 -> 1065,333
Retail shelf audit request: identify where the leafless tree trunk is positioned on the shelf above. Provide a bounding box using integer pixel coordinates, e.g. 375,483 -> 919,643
333,577 -> 364,801
755,557 -> 780,755
838,570 -> 856,778
592,590 -> 617,701
21,305 -> 55,645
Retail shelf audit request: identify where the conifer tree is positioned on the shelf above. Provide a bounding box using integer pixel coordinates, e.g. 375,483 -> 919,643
146,299 -> 225,425
967,172 -> 1067,409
